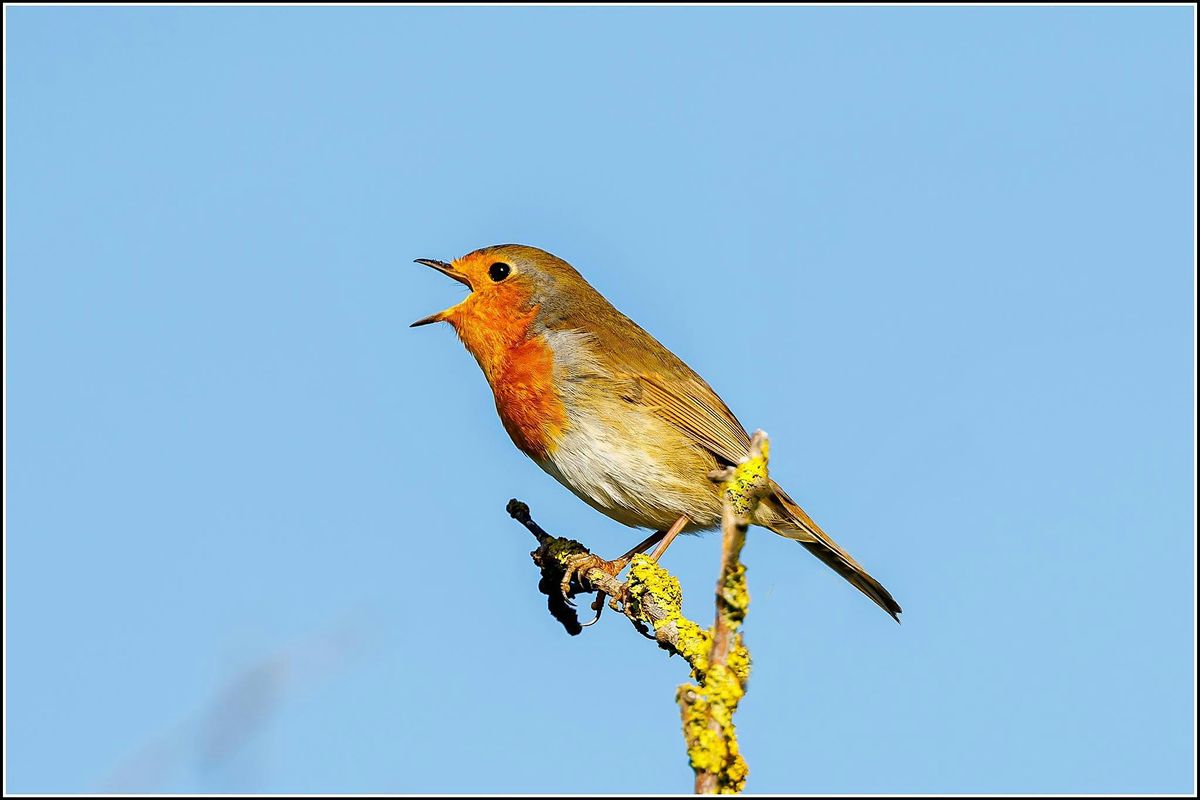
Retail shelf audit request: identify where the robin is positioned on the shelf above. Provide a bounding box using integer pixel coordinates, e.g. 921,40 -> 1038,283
411,244 -> 901,621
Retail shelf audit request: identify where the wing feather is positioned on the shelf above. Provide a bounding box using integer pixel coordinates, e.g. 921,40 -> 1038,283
634,372 -> 752,467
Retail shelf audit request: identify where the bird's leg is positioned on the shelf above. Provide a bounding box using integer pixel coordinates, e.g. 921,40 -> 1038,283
613,529 -> 668,571
648,515 -> 690,562
598,519 -> 689,613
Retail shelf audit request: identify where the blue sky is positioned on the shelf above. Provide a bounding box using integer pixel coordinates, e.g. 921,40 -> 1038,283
5,5 -> 1194,794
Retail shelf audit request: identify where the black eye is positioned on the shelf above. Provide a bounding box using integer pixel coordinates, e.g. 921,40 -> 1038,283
488,262 -> 511,282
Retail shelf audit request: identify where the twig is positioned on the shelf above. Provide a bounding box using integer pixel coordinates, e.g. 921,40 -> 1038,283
506,499 -> 710,655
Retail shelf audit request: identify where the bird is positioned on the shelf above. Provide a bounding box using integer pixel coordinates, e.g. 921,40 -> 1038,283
410,244 -> 902,621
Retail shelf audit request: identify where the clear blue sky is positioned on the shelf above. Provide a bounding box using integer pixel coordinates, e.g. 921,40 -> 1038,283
5,6 -> 1194,794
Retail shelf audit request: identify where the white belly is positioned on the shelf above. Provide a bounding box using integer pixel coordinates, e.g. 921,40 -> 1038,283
536,407 -> 719,531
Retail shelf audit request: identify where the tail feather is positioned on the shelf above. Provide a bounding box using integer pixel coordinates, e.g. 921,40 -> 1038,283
764,483 -> 902,622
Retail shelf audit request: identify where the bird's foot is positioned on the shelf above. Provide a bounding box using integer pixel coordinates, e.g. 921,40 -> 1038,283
559,551 -> 624,603
552,528 -> 678,627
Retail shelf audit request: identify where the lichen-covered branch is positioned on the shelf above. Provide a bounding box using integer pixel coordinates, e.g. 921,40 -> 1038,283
505,430 -> 771,795
684,430 -> 771,794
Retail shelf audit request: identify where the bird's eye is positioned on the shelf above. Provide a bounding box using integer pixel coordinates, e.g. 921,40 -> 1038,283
488,262 -> 511,282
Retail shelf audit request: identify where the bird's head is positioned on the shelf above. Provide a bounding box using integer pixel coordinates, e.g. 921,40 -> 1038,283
410,244 -> 598,369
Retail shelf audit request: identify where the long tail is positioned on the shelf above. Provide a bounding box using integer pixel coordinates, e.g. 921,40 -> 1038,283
762,482 -> 903,622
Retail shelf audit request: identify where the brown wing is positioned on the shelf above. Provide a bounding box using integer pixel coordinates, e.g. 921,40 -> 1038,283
584,306 -> 752,467
633,372 -> 752,467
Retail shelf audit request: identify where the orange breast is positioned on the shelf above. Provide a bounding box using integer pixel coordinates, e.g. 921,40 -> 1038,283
449,288 -> 567,460
491,335 -> 567,459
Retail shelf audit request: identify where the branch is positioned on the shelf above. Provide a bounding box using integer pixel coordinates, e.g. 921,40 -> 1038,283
505,430 -> 771,795
505,499 -> 712,661
684,430 -> 770,794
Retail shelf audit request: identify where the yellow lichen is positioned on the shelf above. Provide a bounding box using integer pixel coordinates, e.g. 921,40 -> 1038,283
726,637 -> 751,685
626,554 -> 712,679
722,439 -> 770,519
719,563 -> 750,624
723,751 -> 749,794
679,664 -> 748,794
545,536 -> 588,562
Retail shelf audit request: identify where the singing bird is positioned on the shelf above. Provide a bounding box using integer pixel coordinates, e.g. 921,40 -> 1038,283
411,244 -> 901,621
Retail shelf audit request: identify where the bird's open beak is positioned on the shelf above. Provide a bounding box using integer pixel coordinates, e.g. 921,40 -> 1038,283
410,258 -> 472,327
